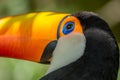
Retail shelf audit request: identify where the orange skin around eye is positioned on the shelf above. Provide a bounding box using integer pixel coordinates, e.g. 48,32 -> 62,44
0,12 -> 83,63
59,16 -> 83,37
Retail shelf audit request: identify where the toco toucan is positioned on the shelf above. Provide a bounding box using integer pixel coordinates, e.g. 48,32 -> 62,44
0,11 -> 119,80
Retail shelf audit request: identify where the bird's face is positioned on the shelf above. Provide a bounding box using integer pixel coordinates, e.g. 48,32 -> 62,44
0,12 -> 84,64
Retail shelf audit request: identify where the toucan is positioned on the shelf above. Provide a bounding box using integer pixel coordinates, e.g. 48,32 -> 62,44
0,11 -> 119,80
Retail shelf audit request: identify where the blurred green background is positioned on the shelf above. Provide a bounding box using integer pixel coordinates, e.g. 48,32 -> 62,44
0,0 -> 120,80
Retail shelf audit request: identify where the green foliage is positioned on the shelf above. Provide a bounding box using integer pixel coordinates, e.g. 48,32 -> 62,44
112,23 -> 120,43
0,58 -> 49,80
118,69 -> 120,80
55,0 -> 110,12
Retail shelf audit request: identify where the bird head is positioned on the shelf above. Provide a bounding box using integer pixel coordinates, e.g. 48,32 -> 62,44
0,11 -> 119,80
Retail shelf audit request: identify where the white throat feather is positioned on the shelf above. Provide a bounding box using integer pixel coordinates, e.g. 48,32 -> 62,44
46,33 -> 86,74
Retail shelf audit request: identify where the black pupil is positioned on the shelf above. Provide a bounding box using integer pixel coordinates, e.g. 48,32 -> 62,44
66,24 -> 73,30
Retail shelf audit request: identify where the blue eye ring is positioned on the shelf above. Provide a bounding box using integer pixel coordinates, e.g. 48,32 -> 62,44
62,22 -> 75,35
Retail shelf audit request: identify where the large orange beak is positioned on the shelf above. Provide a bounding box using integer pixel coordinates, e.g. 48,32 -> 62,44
0,12 -> 83,63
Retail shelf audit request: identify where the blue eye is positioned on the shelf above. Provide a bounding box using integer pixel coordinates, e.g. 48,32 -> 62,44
62,22 -> 75,34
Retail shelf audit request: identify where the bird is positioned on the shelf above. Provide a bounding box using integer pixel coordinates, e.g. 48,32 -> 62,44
0,11 -> 119,80
40,12 -> 119,80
